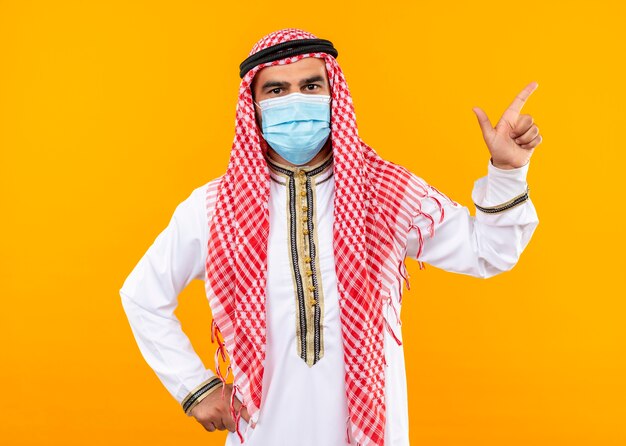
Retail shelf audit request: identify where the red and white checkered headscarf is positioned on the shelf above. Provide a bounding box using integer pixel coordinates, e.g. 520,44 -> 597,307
205,28 -> 450,445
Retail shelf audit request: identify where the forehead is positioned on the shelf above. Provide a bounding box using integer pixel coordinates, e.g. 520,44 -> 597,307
252,57 -> 328,86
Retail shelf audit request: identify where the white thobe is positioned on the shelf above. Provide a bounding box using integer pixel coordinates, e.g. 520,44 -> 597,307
119,158 -> 538,446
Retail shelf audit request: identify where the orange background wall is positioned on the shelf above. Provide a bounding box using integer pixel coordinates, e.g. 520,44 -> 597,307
1,1 -> 625,445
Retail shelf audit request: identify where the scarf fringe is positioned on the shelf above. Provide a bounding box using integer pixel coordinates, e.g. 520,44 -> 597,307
211,319 -> 228,387
428,184 -> 457,212
346,416 -> 351,443
230,383 -> 245,443
397,258 -> 410,306
385,181 -> 455,349
407,182 -> 453,268
345,417 -> 363,445
383,287 -> 403,347
211,319 -> 246,443
384,316 -> 403,346
398,259 -> 410,293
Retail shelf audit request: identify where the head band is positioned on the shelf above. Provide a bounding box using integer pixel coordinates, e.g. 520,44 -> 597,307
239,38 -> 338,78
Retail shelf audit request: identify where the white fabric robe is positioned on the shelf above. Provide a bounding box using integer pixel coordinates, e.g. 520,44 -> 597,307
120,160 -> 538,445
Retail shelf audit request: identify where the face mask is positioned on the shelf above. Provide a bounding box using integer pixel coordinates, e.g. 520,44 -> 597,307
256,92 -> 331,165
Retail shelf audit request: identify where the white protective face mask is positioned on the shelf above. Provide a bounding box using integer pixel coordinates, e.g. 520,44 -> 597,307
256,92 -> 331,165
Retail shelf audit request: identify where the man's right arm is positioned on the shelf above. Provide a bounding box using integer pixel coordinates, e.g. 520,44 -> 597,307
119,186 -> 215,404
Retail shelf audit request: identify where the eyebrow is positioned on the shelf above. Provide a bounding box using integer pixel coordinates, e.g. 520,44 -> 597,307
299,75 -> 326,86
261,80 -> 290,90
260,75 -> 327,90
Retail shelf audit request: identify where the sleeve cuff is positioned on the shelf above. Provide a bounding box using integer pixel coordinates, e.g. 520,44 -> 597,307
181,375 -> 224,415
175,367 -> 218,402
472,160 -> 530,207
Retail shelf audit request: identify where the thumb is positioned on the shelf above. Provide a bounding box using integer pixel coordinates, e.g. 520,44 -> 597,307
240,406 -> 251,424
233,396 -> 251,424
472,106 -> 494,138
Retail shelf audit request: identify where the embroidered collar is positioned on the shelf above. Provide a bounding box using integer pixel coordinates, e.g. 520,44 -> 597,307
266,151 -> 333,185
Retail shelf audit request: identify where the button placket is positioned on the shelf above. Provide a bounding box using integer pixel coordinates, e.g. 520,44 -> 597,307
272,157 -> 333,367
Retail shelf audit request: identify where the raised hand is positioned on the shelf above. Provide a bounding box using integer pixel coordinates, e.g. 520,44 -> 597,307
190,383 -> 251,433
472,81 -> 543,169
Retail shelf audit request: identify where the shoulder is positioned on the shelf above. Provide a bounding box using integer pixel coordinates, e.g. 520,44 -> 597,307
362,144 -> 429,194
365,153 -> 431,203
172,176 -> 224,223
374,156 -> 457,208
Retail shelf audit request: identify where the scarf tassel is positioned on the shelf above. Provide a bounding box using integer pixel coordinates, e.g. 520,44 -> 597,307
408,184 -> 456,271
345,416 -> 351,444
407,222 -> 426,271
384,314 -> 403,346
427,193 -> 445,224
396,259 -> 410,306
229,383 -> 245,443
211,319 -> 228,389
211,318 -> 247,443
427,183 -> 462,226
344,417 -> 364,446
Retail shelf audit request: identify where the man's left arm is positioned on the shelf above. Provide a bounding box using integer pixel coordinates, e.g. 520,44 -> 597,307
406,81 -> 543,277
406,161 -> 538,278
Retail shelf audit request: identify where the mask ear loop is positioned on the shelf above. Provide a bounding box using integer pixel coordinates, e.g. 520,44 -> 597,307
252,100 -> 264,137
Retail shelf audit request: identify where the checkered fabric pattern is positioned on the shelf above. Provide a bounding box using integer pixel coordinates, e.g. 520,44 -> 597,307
204,28 -> 455,445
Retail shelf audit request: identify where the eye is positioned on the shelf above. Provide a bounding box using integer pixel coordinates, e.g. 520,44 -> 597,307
304,84 -> 320,91
269,88 -> 282,95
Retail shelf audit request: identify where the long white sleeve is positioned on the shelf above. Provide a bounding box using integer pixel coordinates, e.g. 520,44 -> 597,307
406,161 -> 539,278
119,185 -> 215,403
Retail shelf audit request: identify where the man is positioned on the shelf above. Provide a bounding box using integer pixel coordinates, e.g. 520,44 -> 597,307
120,28 -> 541,446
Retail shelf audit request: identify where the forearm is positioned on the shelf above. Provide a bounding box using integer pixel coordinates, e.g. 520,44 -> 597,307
407,161 -> 539,277
120,290 -> 216,403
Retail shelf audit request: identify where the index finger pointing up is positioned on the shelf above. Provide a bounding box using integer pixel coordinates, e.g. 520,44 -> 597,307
505,81 -> 539,117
